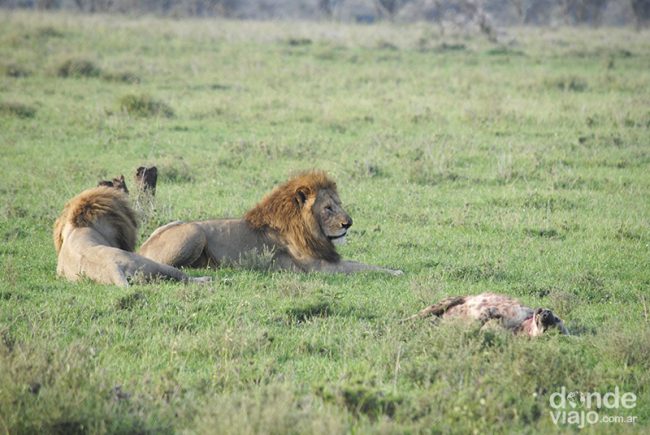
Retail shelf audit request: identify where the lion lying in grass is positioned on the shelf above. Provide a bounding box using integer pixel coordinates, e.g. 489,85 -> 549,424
53,185 -> 210,287
139,170 -> 402,275
404,292 -> 569,336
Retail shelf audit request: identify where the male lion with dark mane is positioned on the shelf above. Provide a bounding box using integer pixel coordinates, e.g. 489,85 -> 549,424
54,185 -> 210,287
139,170 -> 403,275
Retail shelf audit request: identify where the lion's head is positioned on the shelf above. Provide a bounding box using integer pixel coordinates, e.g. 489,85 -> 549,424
53,186 -> 138,255
244,170 -> 353,262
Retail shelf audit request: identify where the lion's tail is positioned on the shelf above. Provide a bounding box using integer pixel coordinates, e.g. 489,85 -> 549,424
400,296 -> 466,323
53,186 -> 138,254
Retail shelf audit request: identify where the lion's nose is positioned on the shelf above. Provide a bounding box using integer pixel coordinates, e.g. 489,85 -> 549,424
341,218 -> 353,229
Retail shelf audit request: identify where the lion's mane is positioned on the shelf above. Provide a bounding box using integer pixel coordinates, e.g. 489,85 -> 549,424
53,186 -> 138,254
244,170 -> 340,263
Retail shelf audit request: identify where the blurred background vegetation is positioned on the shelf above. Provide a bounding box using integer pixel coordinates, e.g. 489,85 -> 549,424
1,0 -> 649,28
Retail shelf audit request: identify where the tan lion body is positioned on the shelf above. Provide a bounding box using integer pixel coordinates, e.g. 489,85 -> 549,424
54,186 -> 209,287
139,171 -> 402,275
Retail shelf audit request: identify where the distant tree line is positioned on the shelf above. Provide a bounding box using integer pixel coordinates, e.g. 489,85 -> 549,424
1,0 -> 649,26
4,0 -> 240,16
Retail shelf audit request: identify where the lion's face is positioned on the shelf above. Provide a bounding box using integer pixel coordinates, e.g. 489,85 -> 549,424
310,188 -> 352,245
532,308 -> 569,336
244,170 -> 348,262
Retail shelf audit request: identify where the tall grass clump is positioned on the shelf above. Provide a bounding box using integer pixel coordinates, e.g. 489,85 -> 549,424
119,94 -> 174,118
102,70 -> 141,84
2,63 -> 31,78
56,58 -> 101,78
0,101 -> 36,118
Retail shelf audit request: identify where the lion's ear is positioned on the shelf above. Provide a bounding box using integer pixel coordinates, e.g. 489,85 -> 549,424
295,187 -> 311,207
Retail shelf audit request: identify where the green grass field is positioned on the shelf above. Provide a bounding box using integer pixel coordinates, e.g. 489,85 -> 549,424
1,10 -> 649,434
